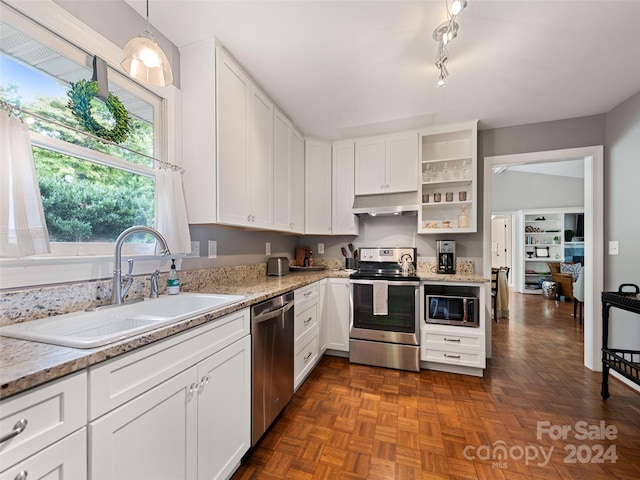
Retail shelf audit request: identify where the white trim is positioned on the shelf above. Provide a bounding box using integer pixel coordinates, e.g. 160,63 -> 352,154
484,146 -> 605,372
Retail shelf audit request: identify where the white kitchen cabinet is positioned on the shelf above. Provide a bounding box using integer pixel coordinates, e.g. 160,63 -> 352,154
332,141 -> 359,235
89,308 -> 251,480
217,47 -> 273,229
355,132 -> 418,195
294,283 -> 320,389
0,371 -> 86,475
418,122 -> 478,233
216,47 -> 251,227
90,366 -> 199,480
274,109 -> 305,233
197,335 -> 251,480
325,277 -> 351,352
305,140 -> 332,235
0,428 -> 86,480
318,279 -> 327,353
181,39 -> 217,224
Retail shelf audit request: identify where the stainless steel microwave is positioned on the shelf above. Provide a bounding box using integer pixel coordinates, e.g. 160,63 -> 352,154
425,293 -> 479,327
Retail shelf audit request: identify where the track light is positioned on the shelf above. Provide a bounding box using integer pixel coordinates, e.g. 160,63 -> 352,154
432,0 -> 468,86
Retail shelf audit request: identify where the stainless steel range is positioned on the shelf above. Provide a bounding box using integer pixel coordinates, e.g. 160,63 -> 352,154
349,247 -> 420,372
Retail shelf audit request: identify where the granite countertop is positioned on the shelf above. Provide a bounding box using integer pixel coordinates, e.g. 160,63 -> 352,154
0,269 -> 487,400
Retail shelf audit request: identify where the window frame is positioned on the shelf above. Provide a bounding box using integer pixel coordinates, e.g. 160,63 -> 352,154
0,0 -> 181,289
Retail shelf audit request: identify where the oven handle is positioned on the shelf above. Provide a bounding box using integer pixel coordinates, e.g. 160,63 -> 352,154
350,279 -> 420,287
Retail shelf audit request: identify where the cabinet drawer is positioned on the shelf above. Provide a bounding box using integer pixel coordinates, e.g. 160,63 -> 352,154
0,428 -> 86,480
89,308 -> 249,419
294,283 -> 318,306
423,331 -> 482,351
0,371 -> 86,471
295,302 -> 317,342
294,327 -> 319,389
422,347 -> 484,368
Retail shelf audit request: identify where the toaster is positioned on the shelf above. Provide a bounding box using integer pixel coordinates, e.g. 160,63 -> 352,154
267,257 -> 290,276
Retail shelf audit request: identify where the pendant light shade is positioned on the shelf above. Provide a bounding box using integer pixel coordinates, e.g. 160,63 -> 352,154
121,0 -> 173,87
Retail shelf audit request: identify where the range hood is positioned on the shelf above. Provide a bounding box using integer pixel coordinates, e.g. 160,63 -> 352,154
352,192 -> 418,217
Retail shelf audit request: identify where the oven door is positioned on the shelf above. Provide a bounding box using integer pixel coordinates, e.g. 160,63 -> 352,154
350,279 -> 420,345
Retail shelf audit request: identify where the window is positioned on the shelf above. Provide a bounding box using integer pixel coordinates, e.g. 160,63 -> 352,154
0,6 -> 164,256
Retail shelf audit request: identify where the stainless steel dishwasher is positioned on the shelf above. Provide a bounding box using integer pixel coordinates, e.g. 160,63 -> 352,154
251,291 -> 294,445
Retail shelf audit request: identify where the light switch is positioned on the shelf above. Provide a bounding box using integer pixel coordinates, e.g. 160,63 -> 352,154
190,241 -> 200,257
609,241 -> 619,255
266,242 -> 271,256
318,243 -> 325,254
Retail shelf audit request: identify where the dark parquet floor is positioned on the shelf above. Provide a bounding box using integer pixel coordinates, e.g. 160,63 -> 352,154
232,290 -> 640,479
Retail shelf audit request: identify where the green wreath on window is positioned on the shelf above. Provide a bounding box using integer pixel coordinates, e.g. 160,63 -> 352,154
67,79 -> 131,144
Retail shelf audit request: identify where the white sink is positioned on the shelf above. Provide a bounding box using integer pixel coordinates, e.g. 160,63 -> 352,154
0,293 -> 245,349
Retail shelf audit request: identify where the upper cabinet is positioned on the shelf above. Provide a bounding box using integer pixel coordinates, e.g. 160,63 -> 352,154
216,47 -> 273,229
305,140 -> 332,235
354,132 -> 418,195
418,122 -> 478,234
274,109 -> 305,233
332,141 -> 359,235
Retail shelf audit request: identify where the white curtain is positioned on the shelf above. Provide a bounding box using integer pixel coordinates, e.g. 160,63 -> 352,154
155,167 -> 191,254
0,110 -> 50,257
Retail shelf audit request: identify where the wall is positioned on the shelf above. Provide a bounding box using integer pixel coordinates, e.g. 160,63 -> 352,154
492,170 -> 584,212
604,91 -> 640,349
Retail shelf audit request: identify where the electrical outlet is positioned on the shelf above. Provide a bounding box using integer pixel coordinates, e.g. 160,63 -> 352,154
266,242 -> 271,256
318,243 -> 325,254
609,241 -> 619,255
208,240 -> 217,258
190,241 -> 200,257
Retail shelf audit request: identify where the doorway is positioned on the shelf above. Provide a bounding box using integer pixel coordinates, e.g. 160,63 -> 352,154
483,146 -> 604,371
491,215 -> 513,284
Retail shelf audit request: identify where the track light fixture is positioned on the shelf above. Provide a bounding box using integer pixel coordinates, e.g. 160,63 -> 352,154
432,0 -> 468,87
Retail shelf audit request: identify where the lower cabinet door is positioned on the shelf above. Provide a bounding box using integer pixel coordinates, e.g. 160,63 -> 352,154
0,428 -> 86,480
89,367 -> 198,480
197,335 -> 251,480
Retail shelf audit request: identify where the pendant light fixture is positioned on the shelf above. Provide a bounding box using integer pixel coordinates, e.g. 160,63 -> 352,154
121,0 -> 173,87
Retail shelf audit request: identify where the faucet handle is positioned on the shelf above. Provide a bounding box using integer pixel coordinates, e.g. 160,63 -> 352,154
127,259 -> 134,275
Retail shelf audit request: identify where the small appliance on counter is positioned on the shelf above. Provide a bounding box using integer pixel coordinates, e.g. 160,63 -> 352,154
267,257 -> 290,276
436,240 -> 456,274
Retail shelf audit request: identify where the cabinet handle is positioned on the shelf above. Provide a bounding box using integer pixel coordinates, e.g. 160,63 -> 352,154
188,382 -> 199,397
444,353 -> 461,359
444,337 -> 461,342
304,351 -> 313,361
304,291 -> 312,297
0,418 -> 28,444
14,471 -> 28,480
304,316 -> 313,325
199,375 -> 210,392
247,214 -> 252,222
386,184 -> 390,188
380,184 -> 385,189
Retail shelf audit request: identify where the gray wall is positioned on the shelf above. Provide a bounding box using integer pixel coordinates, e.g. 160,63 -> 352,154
492,171 -> 584,212
604,91 -> 640,349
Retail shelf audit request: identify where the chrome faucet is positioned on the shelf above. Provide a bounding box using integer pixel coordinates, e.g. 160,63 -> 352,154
112,226 -> 171,304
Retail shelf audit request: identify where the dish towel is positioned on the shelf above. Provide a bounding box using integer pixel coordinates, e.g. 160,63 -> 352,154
496,271 -> 509,319
372,281 -> 388,316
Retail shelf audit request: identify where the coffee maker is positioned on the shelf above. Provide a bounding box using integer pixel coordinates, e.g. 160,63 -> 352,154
436,240 -> 456,274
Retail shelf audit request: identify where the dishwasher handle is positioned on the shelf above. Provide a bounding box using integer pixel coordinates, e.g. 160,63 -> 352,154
253,301 -> 294,324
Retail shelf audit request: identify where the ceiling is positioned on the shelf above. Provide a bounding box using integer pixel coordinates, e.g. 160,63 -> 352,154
124,1 -> 640,140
